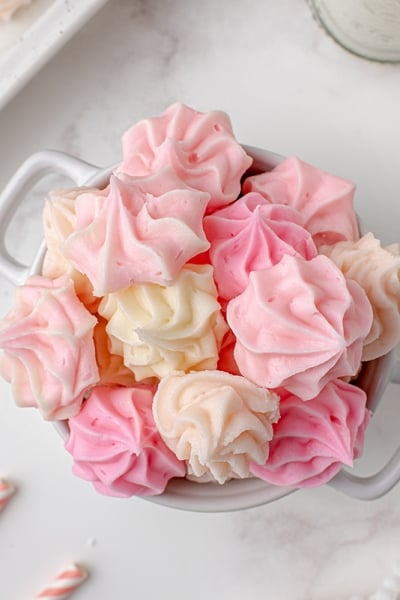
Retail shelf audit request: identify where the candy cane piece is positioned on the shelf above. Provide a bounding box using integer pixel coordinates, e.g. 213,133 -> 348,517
35,563 -> 88,599
0,478 -> 15,511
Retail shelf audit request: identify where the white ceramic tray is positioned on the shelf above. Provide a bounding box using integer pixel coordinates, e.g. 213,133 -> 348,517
0,0 -> 108,111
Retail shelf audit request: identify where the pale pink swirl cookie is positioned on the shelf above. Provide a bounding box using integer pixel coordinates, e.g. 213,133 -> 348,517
320,232 -> 400,361
42,186 -> 102,312
66,385 -> 186,497
242,156 -> 359,246
63,169 -> 210,296
227,255 -> 373,400
152,370 -> 280,484
204,193 -> 317,300
117,102 -> 252,212
0,275 -> 99,420
250,380 -> 370,487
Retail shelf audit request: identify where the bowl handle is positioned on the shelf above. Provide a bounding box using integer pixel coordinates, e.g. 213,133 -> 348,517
328,349 -> 400,500
0,150 -> 101,286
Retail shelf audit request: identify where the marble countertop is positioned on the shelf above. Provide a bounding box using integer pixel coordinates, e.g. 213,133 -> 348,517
1,1 -> 400,598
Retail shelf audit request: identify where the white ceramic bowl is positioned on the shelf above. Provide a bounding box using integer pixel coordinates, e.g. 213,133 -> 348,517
1,147 -> 400,512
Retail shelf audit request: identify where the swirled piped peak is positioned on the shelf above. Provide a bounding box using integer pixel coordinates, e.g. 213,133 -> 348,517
242,156 -> 359,246
0,275 -> 99,420
152,370 -> 280,484
42,186 -> 101,311
66,384 -> 186,497
117,102 -> 253,212
227,255 -> 373,400
99,264 -> 228,381
63,168 -> 210,296
250,380 -> 370,487
204,192 -> 317,301
320,232 -> 400,361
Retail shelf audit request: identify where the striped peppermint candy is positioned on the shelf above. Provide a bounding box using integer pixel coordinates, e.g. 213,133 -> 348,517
35,563 -> 88,599
0,478 -> 15,511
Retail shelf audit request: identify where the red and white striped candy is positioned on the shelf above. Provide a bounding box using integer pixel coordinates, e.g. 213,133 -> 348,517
0,478 -> 15,511
35,563 -> 88,599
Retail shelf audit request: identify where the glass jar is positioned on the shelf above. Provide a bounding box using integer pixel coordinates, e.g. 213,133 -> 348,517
309,0 -> 400,62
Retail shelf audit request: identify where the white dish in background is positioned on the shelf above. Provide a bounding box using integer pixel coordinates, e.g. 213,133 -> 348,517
0,0 -> 108,111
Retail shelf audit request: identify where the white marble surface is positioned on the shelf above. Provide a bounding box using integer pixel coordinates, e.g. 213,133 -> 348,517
1,1 -> 400,598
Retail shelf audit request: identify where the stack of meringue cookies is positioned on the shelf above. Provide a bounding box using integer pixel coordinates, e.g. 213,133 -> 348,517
1,103 -> 400,498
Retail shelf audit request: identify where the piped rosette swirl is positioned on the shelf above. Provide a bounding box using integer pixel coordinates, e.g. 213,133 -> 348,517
320,233 -> 400,361
203,193 -> 317,301
226,254 -> 373,400
0,275 -> 99,420
1,102 -> 399,497
66,384 -> 186,496
98,264 -> 228,381
249,380 -> 370,487
116,102 -> 253,212
42,186 -> 103,312
62,169 -> 211,296
243,155 -> 359,247
152,370 -> 280,484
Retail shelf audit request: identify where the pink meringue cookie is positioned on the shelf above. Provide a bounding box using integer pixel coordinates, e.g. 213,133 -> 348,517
63,169 -> 210,296
0,275 -> 99,420
227,254 -> 373,400
204,192 -> 317,300
242,156 -> 359,246
117,102 -> 253,212
320,232 -> 400,361
66,385 -> 186,497
250,379 -> 370,487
